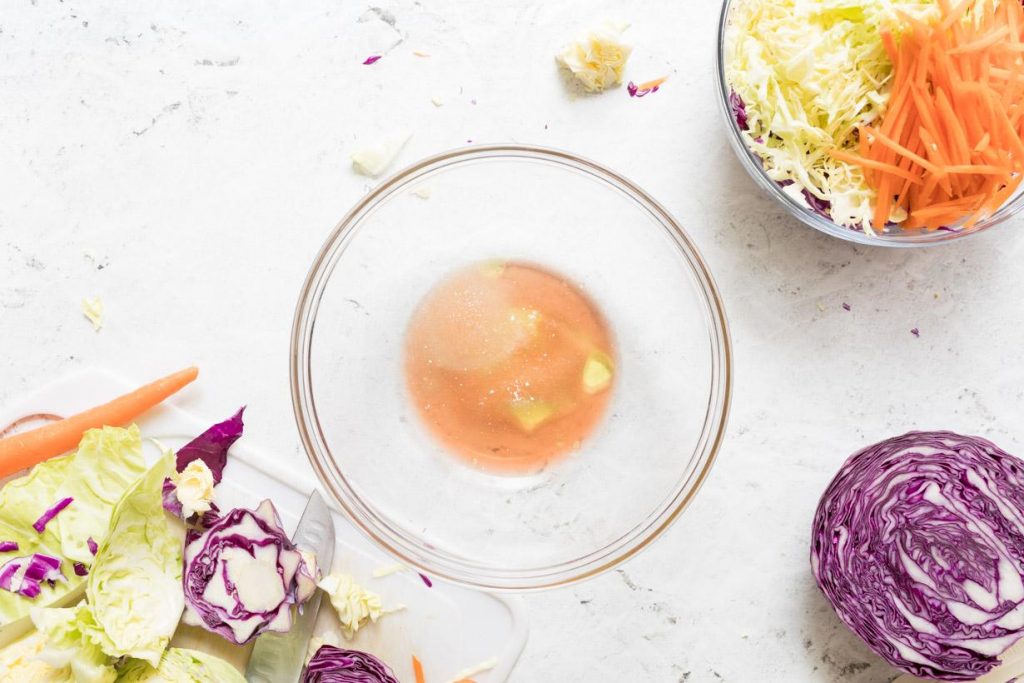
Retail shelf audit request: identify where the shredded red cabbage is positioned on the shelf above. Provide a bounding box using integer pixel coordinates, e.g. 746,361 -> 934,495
32,497 -> 73,534
301,645 -> 399,683
363,55 -> 382,65
87,537 -> 98,555
811,431 -> 1024,680
801,189 -> 832,220
0,553 -> 63,599
418,573 -> 432,588
162,477 -> 183,517
0,541 -> 18,553
627,80 -> 662,98
181,500 -> 316,644
73,562 -> 88,577
728,90 -> 749,131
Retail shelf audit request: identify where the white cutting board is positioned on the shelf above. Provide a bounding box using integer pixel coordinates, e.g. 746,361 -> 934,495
0,368 -> 528,683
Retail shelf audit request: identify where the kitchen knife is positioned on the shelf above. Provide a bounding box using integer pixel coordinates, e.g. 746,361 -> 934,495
245,490 -> 335,683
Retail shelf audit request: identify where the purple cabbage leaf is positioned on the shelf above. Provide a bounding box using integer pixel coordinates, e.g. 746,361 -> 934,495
162,407 -> 245,520
175,407 -> 245,483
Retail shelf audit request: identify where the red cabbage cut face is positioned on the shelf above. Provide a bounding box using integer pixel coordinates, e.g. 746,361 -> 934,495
301,645 -> 399,683
181,499 -> 315,645
811,431 -> 1024,681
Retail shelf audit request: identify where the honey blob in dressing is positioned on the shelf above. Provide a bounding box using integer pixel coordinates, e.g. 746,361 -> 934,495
405,262 -> 615,474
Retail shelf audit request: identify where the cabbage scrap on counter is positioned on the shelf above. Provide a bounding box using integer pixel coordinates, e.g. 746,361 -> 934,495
724,0 -> 937,230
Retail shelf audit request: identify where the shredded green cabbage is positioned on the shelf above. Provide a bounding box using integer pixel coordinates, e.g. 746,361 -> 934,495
115,648 -> 244,682
0,426 -> 146,625
725,0 -> 937,229
30,453 -> 184,680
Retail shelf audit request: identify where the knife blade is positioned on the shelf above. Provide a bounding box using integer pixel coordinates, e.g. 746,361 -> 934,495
245,490 -> 335,683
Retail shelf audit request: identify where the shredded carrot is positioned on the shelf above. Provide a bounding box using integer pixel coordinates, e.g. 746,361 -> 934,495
412,655 -> 426,683
634,76 -> 667,91
0,367 -> 199,479
865,126 -> 943,175
834,0 -> 1024,230
828,149 -> 922,184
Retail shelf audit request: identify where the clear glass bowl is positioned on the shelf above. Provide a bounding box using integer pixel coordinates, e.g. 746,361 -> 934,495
291,145 -> 731,590
715,0 -> 1024,247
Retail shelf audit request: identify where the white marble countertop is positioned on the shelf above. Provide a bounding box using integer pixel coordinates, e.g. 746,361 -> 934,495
3,1 -> 1024,681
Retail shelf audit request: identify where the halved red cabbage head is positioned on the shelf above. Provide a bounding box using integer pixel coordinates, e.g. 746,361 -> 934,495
811,431 -> 1024,681
301,645 -> 399,683
0,553 -> 63,599
181,499 -> 316,644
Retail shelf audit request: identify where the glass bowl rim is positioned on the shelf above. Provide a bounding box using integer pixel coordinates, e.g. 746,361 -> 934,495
713,0 -> 1024,248
290,143 -> 733,591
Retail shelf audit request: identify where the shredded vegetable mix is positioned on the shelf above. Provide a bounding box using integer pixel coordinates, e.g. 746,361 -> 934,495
725,0 -> 938,229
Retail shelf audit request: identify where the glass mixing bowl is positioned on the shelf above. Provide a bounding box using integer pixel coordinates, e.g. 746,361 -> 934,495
291,145 -> 731,590
715,0 -> 1024,247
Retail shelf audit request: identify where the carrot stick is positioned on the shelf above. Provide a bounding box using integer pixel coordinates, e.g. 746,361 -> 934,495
412,656 -> 425,683
865,127 -> 943,175
828,150 -> 922,184
911,193 -> 986,218
0,366 -> 199,478
948,27 -> 1011,54
944,164 -> 1013,175
874,175 -> 894,229
835,0 -> 1024,230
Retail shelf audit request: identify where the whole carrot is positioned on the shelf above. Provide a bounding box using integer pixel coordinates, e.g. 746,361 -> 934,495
0,366 -> 199,478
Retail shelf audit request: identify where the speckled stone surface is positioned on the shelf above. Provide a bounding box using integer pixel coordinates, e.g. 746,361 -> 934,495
3,2 -> 1024,681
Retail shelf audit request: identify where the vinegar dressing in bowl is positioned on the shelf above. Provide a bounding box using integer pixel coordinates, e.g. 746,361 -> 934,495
404,261 -> 615,474
292,145 -> 731,589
